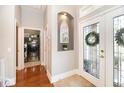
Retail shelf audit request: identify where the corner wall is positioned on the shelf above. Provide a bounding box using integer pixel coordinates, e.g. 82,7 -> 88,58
50,5 -> 78,77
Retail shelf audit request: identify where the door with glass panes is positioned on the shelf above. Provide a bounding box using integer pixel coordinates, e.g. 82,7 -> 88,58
103,6 -> 124,87
79,17 -> 105,87
113,15 -> 124,87
79,6 -> 124,87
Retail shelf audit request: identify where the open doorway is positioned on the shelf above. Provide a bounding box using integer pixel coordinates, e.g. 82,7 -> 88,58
24,29 -> 41,68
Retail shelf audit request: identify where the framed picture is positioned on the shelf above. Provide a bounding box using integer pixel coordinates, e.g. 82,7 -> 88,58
60,20 -> 69,43
58,12 -> 74,51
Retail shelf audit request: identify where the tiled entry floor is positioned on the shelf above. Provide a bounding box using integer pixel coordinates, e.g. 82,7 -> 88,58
54,74 -> 95,87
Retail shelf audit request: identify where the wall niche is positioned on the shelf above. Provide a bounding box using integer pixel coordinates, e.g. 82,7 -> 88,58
58,12 -> 74,51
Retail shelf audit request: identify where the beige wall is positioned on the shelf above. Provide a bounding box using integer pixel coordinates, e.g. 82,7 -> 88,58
52,5 -> 78,76
0,6 -> 16,85
46,5 -> 78,76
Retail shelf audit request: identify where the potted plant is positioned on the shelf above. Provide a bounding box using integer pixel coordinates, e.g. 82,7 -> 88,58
63,44 -> 68,50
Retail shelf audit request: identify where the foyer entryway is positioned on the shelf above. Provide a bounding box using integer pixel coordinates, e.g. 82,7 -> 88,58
54,75 -> 95,87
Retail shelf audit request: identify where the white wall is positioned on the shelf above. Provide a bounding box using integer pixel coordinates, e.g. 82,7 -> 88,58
48,5 -> 78,76
0,6 -> 16,85
15,6 -> 21,26
21,6 -> 42,28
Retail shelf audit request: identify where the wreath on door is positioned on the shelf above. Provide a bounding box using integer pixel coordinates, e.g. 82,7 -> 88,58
85,31 -> 99,46
115,28 -> 124,46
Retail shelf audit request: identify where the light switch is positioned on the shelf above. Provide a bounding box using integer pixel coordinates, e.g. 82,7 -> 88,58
8,48 -> 11,53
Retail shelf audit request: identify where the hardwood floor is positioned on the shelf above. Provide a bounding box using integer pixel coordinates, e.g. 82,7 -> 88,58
15,65 -> 53,87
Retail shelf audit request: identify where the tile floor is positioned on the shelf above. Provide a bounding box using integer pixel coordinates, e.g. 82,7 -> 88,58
54,74 -> 95,87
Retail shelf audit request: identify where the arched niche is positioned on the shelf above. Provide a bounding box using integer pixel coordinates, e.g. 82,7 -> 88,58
58,11 -> 74,51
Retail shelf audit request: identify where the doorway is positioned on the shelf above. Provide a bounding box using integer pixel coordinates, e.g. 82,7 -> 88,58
23,28 -> 41,68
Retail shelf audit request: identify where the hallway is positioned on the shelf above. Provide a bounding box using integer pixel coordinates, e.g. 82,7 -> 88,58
15,65 -> 53,87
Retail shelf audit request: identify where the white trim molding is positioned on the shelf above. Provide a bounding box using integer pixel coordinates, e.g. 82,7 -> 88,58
5,78 -> 16,86
79,5 -> 104,18
47,70 -> 52,83
79,5 -> 123,23
18,27 -> 42,70
50,69 -> 79,83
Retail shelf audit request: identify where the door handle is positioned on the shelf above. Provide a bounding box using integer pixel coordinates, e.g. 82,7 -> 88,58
101,50 -> 104,53
100,50 -> 104,58
100,55 -> 104,58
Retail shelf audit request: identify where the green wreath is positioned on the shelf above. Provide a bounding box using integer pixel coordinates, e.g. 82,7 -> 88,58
115,28 -> 124,46
85,31 -> 99,46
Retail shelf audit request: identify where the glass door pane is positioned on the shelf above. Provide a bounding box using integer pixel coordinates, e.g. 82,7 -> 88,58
83,23 -> 100,78
113,15 -> 124,87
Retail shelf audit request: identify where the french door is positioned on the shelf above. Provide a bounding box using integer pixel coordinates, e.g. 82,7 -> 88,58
79,16 -> 105,87
79,6 -> 124,87
105,6 -> 124,87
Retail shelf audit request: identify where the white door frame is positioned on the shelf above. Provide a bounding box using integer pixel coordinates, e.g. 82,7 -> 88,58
43,24 -> 50,72
15,19 -> 22,70
43,25 -> 48,70
18,27 -> 42,70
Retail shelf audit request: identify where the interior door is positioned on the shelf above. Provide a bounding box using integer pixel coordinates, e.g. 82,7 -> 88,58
79,16 -> 105,87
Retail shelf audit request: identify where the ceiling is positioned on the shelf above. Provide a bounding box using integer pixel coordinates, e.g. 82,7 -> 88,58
27,5 -> 42,9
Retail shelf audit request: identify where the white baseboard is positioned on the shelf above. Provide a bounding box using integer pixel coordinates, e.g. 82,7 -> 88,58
41,62 -> 45,66
0,77 -> 16,87
16,66 -> 24,70
46,70 -> 52,82
6,78 -> 16,86
51,69 -> 79,83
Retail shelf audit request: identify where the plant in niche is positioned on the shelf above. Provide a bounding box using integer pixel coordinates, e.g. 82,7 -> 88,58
62,44 -> 68,50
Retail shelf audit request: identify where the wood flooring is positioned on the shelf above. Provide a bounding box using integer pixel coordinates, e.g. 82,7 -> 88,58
15,65 -> 53,87
13,65 -> 94,87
